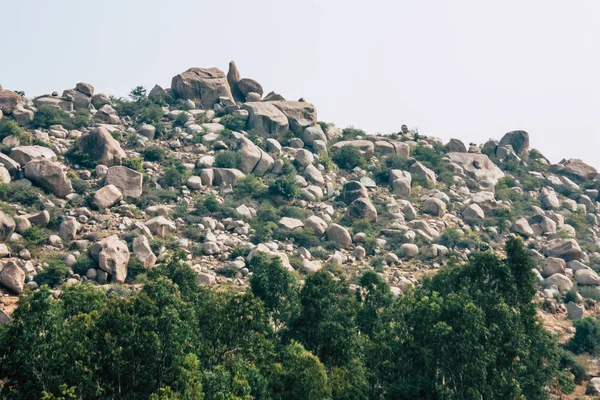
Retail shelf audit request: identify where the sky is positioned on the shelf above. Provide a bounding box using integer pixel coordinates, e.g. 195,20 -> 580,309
2,0 -> 600,168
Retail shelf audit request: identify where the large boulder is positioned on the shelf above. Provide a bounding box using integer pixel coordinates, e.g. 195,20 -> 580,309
9,145 -> 57,165
499,130 -> 529,155
105,166 -> 143,198
447,138 -> 467,153
242,102 -> 289,138
77,126 -> 126,167
212,168 -> 245,186
513,217 -> 534,237
326,224 -> 352,249
544,239 -> 583,261
238,78 -> 263,97
423,198 -> 446,217
575,269 -> 600,286
542,257 -> 566,277
33,95 -> 73,112
93,185 -> 123,209
62,88 -> 91,110
446,152 -> 504,189
24,159 -> 73,198
0,211 -> 15,242
227,61 -> 244,103
462,203 -> 485,223
145,216 -> 176,238
0,89 -> 23,114
347,198 -> 377,222
171,67 -> 233,108
410,161 -> 437,185
235,136 -> 273,175
332,140 -> 375,159
91,235 -> 130,283
545,273 -> 573,292
557,159 -> 598,180
305,215 -> 328,236
271,101 -> 317,135
374,140 -> 410,159
132,235 -> 156,268
0,261 -> 25,294
341,181 -> 369,205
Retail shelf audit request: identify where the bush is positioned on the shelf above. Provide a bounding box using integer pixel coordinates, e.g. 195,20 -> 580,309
142,145 -> 165,162
72,110 -> 91,129
34,258 -> 69,287
568,317 -> 600,354
269,175 -> 299,199
438,227 -> 463,248
0,181 -> 43,208
125,258 -> 146,283
123,157 -> 144,172
0,118 -> 31,144
71,253 -> 96,276
66,148 -> 97,169
138,105 -> 164,124
70,177 -> 90,195
30,105 -> 71,129
173,112 -> 189,128
214,151 -> 242,169
22,226 -> 48,246
332,145 -> 366,171
342,126 -> 366,139
235,174 -> 267,198
220,114 -> 247,131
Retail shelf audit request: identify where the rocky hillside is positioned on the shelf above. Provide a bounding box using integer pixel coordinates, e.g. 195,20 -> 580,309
1,62 -> 600,396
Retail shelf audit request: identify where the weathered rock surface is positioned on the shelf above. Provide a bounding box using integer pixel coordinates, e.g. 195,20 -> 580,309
171,67 -> 233,108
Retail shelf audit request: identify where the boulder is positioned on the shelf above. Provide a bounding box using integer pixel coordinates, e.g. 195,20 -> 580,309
62,88 -> 91,110
12,106 -> 34,125
587,377 -> 600,395
278,217 -> 304,230
238,78 -> 263,97
445,152 -> 504,189
304,164 -> 324,186
0,261 -> 25,294
347,198 -> 377,222
295,149 -> 314,168
132,235 -> 156,268
341,181 -> 369,205
542,258 -> 566,277
400,243 -> 419,258
77,126 -> 126,167
95,104 -> 120,124
105,166 -> 143,198
235,136 -> 273,175
227,61 -> 244,103
326,224 -> 352,249
145,216 -> 176,238
92,235 -> 130,283
303,125 -> 327,145
93,185 -> 123,209
33,95 -> 73,112
271,101 -> 317,135
544,239 -> 583,261
462,203 -> 485,222
499,130 -> 529,155
513,218 -> 534,237
91,93 -> 110,108
171,67 -> 233,108
9,145 -> 57,165
410,161 -> 437,185
75,82 -> 94,97
544,273 -> 573,291
423,198 -> 446,217
0,211 -> 15,242
148,85 -> 172,102
242,102 -> 289,138
59,216 -> 81,241
305,215 -> 328,236
575,269 -> 600,286
559,159 -> 598,180
0,89 -> 23,114
566,301 -> 584,320
447,138 -> 467,153
332,140 -> 375,159
213,168 -> 245,186
24,159 -> 72,198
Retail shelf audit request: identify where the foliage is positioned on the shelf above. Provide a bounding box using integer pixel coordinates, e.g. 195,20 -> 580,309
71,253 -> 96,276
123,157 -> 144,172
235,174 -> 267,198
0,118 -> 32,144
332,145 -> 366,171
568,317 -> 600,354
143,145 -> 166,162
268,175 -> 299,199
30,105 -> 73,129
214,151 -> 242,169
22,225 -> 49,246
34,258 -> 69,287
129,86 -> 147,102
219,114 -> 248,131
0,181 -> 44,208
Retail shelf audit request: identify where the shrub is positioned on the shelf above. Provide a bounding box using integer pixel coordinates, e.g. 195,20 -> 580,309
66,148 -> 97,169
142,145 -> 165,162
214,151 -> 242,169
70,177 -> 91,195
564,289 -> 578,304
578,286 -> 600,301
22,226 -> 48,246
30,105 -> 71,129
438,227 -> 463,248
124,157 -> 144,172
332,145 -> 366,171
342,126 -> 366,139
235,174 -> 267,198
220,114 -> 247,131
138,105 -> 164,124
71,253 -> 96,276
568,317 -> 600,354
34,258 -> 69,287
268,175 -> 299,199
125,258 -> 146,283
173,112 -> 189,128
0,118 -> 31,144
72,110 -> 91,129
0,181 -> 43,208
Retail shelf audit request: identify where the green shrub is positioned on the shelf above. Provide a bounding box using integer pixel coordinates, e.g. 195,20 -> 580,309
564,289 -> 578,304
34,258 -> 69,287
70,177 -> 91,195
173,112 -> 189,128
125,257 -> 146,283
342,126 -> 366,139
71,253 -> 96,276
66,148 -> 97,169
30,105 -> 71,129
438,227 -> 463,248
124,157 -> 144,172
220,114 -> 247,131
578,286 -> 600,301
72,110 -> 91,129
332,145 -> 366,171
159,161 -> 189,187
142,145 -> 165,162
268,175 -> 299,199
0,182 -> 43,208
0,118 -> 31,144
235,174 -> 267,198
568,317 -> 600,354
138,105 -> 164,124
22,226 -> 48,246
214,151 -> 242,169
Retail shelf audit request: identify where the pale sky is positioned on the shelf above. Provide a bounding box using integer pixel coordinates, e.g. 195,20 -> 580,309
2,0 -> 600,168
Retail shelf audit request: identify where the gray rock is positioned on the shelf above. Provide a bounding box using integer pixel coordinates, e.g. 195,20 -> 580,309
77,127 -> 126,167
305,215 -> 328,236
145,216 -> 176,238
347,198 -> 377,222
542,257 -> 566,277
326,224 -> 352,249
400,243 -> 419,258
462,203 -> 485,223
410,161 -> 437,185
575,269 -> 600,286
9,145 -> 57,165
544,239 -> 583,261
105,166 -> 143,198
513,218 -> 534,237
59,216 -> 81,240
0,261 -> 25,293
92,235 -> 130,283
133,235 -> 156,268
341,181 -> 369,205
0,211 -> 15,242
544,273 -> 573,291
271,101 -> 317,135
447,138 -> 467,152
171,67 -> 233,108
242,102 -> 289,138
24,159 -> 72,198
423,198 -> 446,217
445,152 -> 504,189
93,185 -> 122,209
499,130 -> 529,155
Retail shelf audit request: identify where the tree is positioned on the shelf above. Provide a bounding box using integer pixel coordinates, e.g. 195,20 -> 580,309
129,85 -> 147,102
275,341 -> 331,400
568,317 -> 600,354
